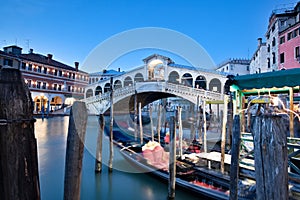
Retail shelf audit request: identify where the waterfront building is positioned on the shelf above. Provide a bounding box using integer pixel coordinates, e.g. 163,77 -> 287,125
216,58 -> 250,76
89,69 -> 124,84
249,2 -> 300,73
249,38 -> 268,74
278,9 -> 300,69
0,45 -> 89,114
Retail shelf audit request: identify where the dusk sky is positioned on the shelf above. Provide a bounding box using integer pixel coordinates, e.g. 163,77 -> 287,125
1,0 -> 298,72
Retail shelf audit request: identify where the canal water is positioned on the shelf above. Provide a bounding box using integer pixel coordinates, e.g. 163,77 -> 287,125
35,116 -> 201,200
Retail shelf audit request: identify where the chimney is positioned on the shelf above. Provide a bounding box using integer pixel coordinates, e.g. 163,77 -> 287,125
74,62 -> 79,71
47,54 -> 53,60
118,67 -> 120,72
29,48 -> 33,54
257,38 -> 262,47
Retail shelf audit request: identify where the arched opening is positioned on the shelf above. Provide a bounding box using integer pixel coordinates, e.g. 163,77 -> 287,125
124,76 -> 133,86
114,80 -> 122,89
134,73 -> 144,82
195,75 -> 207,89
86,89 -> 93,98
209,78 -> 222,93
168,71 -> 179,84
50,96 -> 63,112
95,86 -> 102,96
104,83 -> 111,93
33,95 -> 48,113
181,73 -> 193,87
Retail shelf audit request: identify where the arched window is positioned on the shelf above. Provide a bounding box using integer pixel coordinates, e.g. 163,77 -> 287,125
114,80 -> 122,89
124,76 -> 133,86
86,89 -> 93,98
181,73 -> 193,87
95,86 -> 102,96
104,83 -> 111,93
134,73 -> 144,82
209,78 -> 221,93
194,75 -> 206,89
168,71 -> 179,84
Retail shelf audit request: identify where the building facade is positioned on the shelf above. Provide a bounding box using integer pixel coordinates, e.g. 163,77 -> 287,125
250,38 -> 268,74
249,2 -> 300,73
0,45 -> 89,114
278,16 -> 300,69
216,58 -> 250,76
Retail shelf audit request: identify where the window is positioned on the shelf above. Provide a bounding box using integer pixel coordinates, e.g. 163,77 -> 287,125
272,37 -> 276,46
43,67 -> 47,74
246,66 -> 250,71
288,32 -> 292,40
58,70 -> 62,77
68,86 -> 71,92
280,53 -> 285,63
295,46 -> 300,58
72,73 -> 75,79
21,62 -> 26,69
53,84 -> 57,90
267,45 -> 270,52
27,80 -> 32,87
42,82 -> 47,89
272,53 -> 276,64
280,36 -> 285,44
37,66 -> 42,73
58,85 -> 62,91
271,25 -> 275,32
267,58 -> 270,68
4,59 -> 13,67
293,29 -> 298,38
230,65 -> 234,70
54,69 -> 58,76
37,81 -> 41,89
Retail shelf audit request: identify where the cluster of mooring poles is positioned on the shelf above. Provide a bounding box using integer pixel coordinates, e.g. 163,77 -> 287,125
61,75 -> 289,200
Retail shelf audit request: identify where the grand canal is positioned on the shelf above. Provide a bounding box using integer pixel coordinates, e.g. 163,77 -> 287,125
35,116 -> 201,200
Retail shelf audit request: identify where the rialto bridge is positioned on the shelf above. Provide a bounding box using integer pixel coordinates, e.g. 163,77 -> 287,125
84,54 -> 228,114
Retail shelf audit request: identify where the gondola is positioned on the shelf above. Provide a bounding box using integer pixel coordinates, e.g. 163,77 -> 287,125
119,143 -> 256,200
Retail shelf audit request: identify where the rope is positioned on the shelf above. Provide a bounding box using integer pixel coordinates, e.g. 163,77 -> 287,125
0,118 -> 36,126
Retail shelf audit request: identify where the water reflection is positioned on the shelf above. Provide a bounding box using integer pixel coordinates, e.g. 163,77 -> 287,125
36,116 -> 201,200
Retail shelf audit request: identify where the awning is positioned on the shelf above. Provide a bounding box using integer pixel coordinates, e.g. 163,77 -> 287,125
232,68 -> 300,90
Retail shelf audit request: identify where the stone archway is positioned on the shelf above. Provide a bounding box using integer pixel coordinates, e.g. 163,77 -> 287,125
114,80 -> 122,89
168,71 -> 179,84
124,76 -> 133,86
104,83 -> 111,93
195,75 -> 207,89
86,89 -> 93,98
209,78 -> 222,93
95,86 -> 102,96
134,73 -> 144,82
181,73 -> 193,87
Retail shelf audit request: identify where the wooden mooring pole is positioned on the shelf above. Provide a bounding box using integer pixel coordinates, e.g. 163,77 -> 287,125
0,68 -> 40,200
253,115 -> 288,200
229,115 -> 241,200
220,95 -> 228,173
157,104 -> 162,144
95,114 -> 104,173
139,102 -> 143,145
149,105 -> 154,141
108,77 -> 114,172
64,101 -> 88,200
168,116 -> 176,199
